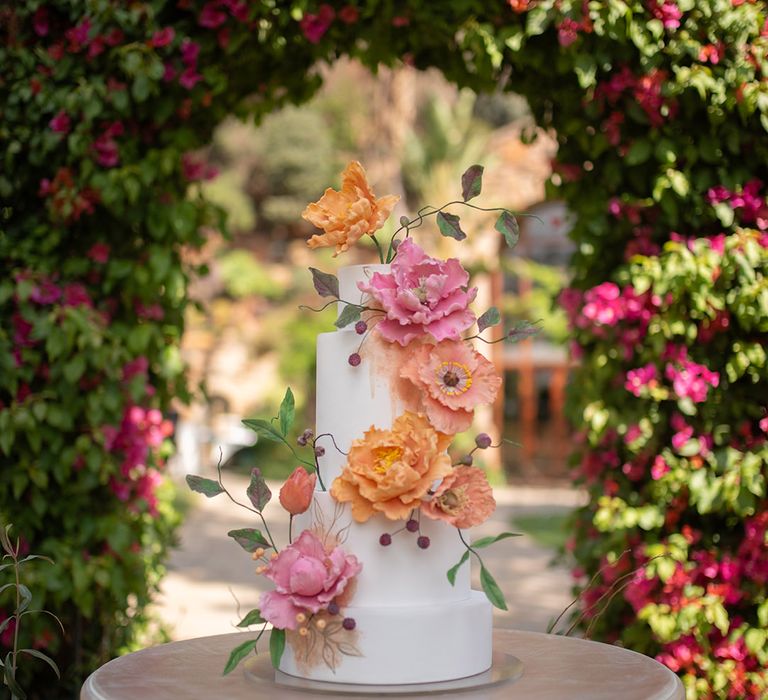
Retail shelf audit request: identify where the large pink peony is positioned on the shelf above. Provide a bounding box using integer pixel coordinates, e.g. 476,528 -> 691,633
359,238 -> 477,346
259,530 -> 361,630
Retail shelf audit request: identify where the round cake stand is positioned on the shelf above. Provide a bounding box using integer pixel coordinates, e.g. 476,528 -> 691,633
244,649 -> 523,696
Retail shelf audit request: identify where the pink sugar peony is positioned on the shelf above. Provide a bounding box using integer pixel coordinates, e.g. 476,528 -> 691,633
399,339 -> 501,434
359,238 -> 477,346
259,530 -> 361,630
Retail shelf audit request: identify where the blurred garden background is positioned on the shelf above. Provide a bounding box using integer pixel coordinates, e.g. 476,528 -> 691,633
1,2 -> 767,699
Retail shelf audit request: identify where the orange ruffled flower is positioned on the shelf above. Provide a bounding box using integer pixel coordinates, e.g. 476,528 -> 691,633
330,412 -> 452,522
279,467 -> 317,515
399,339 -> 502,434
302,161 -> 399,256
421,466 -> 496,529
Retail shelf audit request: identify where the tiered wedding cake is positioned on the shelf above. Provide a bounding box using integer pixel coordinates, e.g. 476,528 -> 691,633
278,264 -> 493,684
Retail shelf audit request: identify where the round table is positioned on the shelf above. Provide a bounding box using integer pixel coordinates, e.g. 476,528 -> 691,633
81,629 -> 684,699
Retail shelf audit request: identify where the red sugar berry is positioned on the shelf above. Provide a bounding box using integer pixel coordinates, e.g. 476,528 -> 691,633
348,353 -> 361,367
417,536 -> 431,549
327,601 -> 340,616
355,320 -> 367,335
379,533 -> 392,546
342,617 -> 356,630
405,519 -> 419,533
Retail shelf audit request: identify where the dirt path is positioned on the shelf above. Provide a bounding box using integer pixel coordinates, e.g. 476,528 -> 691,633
155,475 -> 583,640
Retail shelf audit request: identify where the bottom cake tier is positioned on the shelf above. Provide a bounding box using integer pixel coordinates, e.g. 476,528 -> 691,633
278,591 -> 492,684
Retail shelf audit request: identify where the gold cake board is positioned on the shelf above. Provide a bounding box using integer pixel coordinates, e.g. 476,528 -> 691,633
243,649 -> 524,696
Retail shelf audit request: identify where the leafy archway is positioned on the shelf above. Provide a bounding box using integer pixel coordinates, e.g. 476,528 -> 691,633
1,2 -> 766,697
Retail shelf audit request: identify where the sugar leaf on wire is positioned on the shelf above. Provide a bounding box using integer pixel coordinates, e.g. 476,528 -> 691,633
247,468 -> 272,511
477,307 -> 501,333
436,211 -> 467,241
185,475 -> 224,498
461,165 -> 484,202
495,211 -> 519,248
309,267 -> 339,298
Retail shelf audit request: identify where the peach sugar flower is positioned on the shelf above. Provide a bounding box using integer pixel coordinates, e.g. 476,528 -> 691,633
302,161 -> 399,256
421,466 -> 496,529
330,411 -> 453,522
279,467 -> 317,515
399,339 -> 502,434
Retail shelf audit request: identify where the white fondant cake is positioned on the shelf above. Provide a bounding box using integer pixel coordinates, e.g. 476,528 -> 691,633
278,264 -> 493,685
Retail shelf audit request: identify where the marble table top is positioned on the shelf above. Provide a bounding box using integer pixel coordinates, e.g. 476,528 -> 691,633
81,628 -> 684,699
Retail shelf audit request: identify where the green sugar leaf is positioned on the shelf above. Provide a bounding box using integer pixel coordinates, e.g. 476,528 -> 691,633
227,528 -> 271,552
437,211 -> 467,241
461,164 -> 484,202
495,211 -> 519,248
446,551 -> 470,585
223,639 -> 258,675
309,267 -> 339,298
477,307 -> 501,333
237,609 -> 266,628
246,468 -> 272,511
278,387 -> 295,436
269,628 -> 286,669
185,475 -> 224,498
480,565 -> 508,610
335,304 -> 361,329
472,532 -> 522,549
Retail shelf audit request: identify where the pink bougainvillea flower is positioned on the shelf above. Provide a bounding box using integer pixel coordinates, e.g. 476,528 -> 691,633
557,18 -> 581,47
181,153 -> 218,181
648,0 -> 683,30
625,363 -> 658,397
303,161 -> 398,256
49,110 -> 71,134
299,4 -> 334,44
665,359 -> 719,403
180,39 -> 200,66
651,455 -> 670,480
359,238 -> 477,346
87,242 -> 110,264
179,67 -> 203,90
33,7 -> 49,36
421,466 -> 496,529
198,2 -> 228,28
93,135 -> 119,168
151,27 -> 175,48
338,5 -> 359,23
399,339 -> 501,434
279,467 -> 316,515
258,530 -> 361,630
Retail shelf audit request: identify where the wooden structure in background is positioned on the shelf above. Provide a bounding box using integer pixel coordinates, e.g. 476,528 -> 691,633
490,201 -> 577,479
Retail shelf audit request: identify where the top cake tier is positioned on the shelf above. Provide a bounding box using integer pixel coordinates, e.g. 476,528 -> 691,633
336,263 -> 390,321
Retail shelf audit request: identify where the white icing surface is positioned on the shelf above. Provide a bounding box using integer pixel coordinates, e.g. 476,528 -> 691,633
296,492 -> 470,607
314,330 -> 404,485
279,591 -> 493,685
337,263 -> 390,317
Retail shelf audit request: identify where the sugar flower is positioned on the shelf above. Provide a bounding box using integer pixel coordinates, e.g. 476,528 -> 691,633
279,467 -> 316,515
302,161 -> 399,256
399,339 -> 501,434
259,530 -> 361,630
421,466 -> 496,529
330,411 -> 452,522
359,238 -> 477,346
